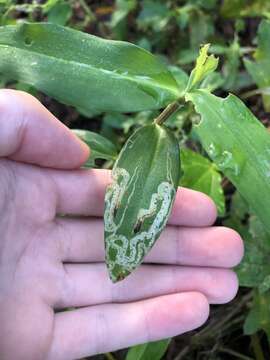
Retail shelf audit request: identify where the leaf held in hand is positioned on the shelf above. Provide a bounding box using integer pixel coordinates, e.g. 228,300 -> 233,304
104,123 -> 180,282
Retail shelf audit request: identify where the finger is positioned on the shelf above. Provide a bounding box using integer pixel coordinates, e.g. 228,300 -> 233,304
47,292 -> 209,359
57,263 -> 238,308
0,89 -> 89,168
49,168 -> 217,226
55,218 -> 243,268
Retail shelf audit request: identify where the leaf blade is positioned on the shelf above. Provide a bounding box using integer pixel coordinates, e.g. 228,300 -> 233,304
0,22 -> 180,113
181,148 -> 225,216
244,20 -> 270,111
126,339 -> 171,360
104,123 -> 180,282
186,89 -> 270,234
72,129 -> 118,168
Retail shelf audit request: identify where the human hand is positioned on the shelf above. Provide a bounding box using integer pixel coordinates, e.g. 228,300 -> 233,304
0,89 -> 244,360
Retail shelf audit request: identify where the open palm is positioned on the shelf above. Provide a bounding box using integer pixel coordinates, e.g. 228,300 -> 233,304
0,90 -> 244,360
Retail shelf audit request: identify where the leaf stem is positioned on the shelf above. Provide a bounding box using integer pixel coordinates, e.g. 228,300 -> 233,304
105,352 -> 117,360
77,0 -> 96,22
154,100 -> 182,125
219,347 -> 254,360
241,87 -> 270,99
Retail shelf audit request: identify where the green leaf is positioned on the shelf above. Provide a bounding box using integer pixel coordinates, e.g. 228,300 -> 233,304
221,0 -> 270,18
222,37 -> 241,91
237,215 -> 270,288
47,1 -> 72,26
177,48 -> 199,66
42,0 -> 61,13
110,0 -> 136,28
200,71 -> 224,92
0,22 -> 180,113
185,44 -> 219,92
181,148 -> 225,216
103,112 -> 139,133
168,65 -> 189,95
186,89 -> 270,235
126,339 -> 171,360
244,291 -> 270,342
137,0 -> 171,32
72,129 -> 118,168
230,191 -> 250,220
244,20 -> 270,111
104,123 -> 180,282
224,192 -> 270,289
189,11 -> 214,50
259,275 -> 270,294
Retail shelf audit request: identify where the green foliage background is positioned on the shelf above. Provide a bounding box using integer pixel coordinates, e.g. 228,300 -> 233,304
1,0 -> 270,359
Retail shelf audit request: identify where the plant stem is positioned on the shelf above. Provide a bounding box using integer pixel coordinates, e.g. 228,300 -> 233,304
105,352 -> 117,360
241,85 -> 270,99
251,334 -> 265,360
174,346 -> 189,360
154,100 -> 181,125
219,347 -> 255,360
193,292 -> 252,340
78,0 -> 96,22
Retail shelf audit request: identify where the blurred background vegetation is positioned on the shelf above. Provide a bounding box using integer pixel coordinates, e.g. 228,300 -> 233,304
1,1 -> 270,359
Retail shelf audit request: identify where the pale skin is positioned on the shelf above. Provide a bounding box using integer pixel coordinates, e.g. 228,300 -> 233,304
0,89 -> 244,360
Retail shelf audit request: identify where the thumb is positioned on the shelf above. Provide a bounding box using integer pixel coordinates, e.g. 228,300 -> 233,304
0,89 -> 89,169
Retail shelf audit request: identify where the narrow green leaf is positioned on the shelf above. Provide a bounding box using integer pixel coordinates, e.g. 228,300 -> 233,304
185,44 -> 219,92
126,339 -> 171,360
181,148 -> 225,216
186,89 -> 270,234
72,129 -> 117,168
244,20 -> 270,111
0,22 -> 180,113
104,123 -> 180,282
